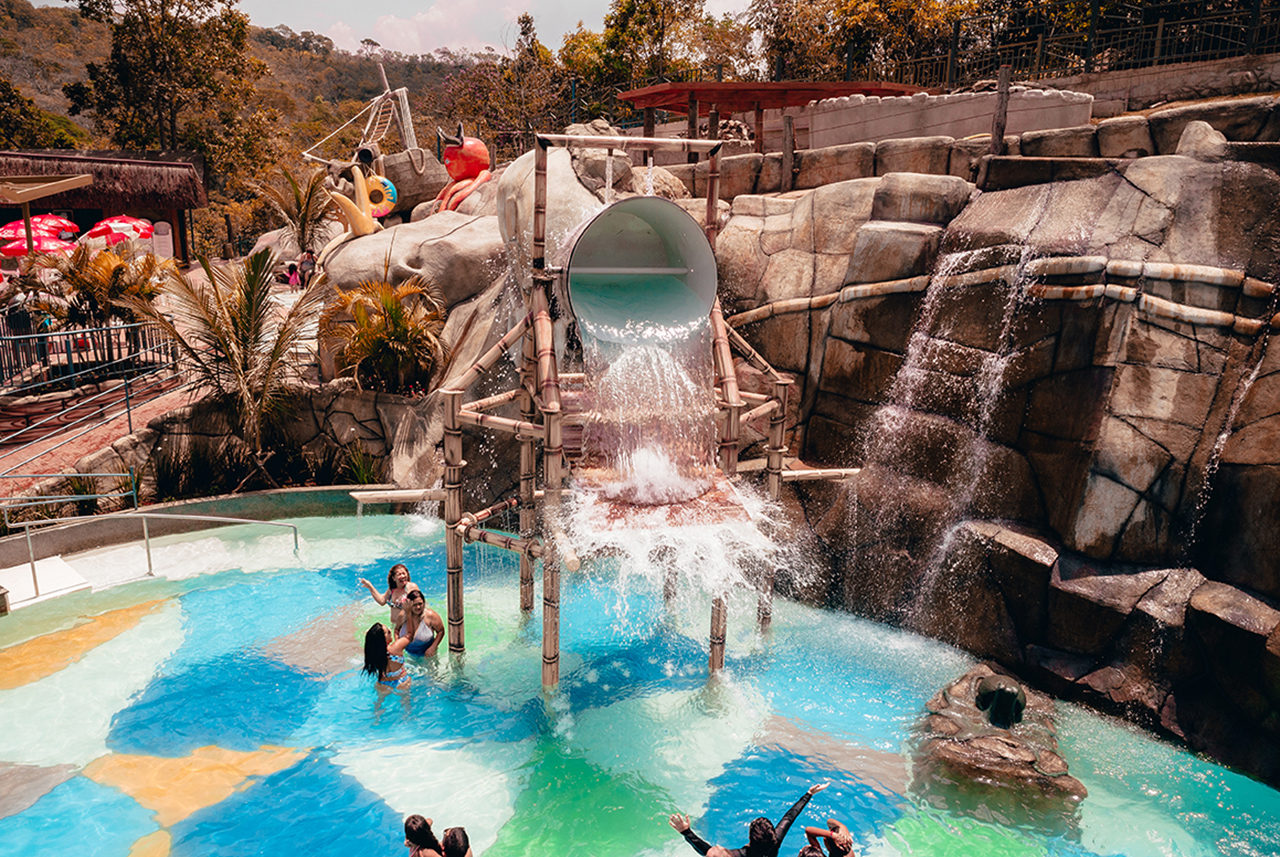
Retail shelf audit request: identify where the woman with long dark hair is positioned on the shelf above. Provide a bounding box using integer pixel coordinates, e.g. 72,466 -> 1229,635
363,622 -> 412,689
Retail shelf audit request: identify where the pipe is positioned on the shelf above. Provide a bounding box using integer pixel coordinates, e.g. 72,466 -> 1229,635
460,526 -> 545,558
466,387 -> 524,412
349,488 -> 447,504
705,148 -> 721,250
724,325 -> 785,384
456,497 -> 520,533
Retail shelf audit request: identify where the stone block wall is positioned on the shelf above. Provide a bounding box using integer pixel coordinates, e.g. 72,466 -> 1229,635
810,88 -> 1094,149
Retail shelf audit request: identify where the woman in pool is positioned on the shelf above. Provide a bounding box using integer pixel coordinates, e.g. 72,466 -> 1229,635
404,814 -> 443,857
803,818 -> 854,857
397,589 -> 444,656
359,563 -> 419,629
363,622 -> 412,689
441,827 -> 472,857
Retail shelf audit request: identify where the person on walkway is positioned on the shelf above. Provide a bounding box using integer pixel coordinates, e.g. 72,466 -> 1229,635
286,263 -> 301,289
404,815 -> 443,857
299,250 -> 316,287
670,782 -> 829,857
360,563 -> 419,630
363,622 -> 411,689
397,589 -> 444,656
803,818 -> 854,857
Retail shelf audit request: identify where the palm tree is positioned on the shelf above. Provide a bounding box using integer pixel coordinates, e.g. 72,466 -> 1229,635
319,275 -> 449,395
253,166 -> 338,256
28,243 -> 177,363
123,248 -> 327,487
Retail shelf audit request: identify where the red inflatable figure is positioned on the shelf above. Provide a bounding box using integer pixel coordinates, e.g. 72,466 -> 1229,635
434,123 -> 492,213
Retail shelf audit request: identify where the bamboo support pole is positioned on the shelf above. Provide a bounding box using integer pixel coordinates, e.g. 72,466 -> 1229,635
467,387 -> 524,412
534,139 -> 548,270
440,313 -> 532,395
456,497 -> 520,533
348,488 -> 447,504
460,526 -> 545,557
710,299 -> 742,476
781,467 -> 863,481
705,149 -> 722,251
724,325 -> 785,384
531,279 -> 565,689
767,379 -> 791,502
455,409 -> 547,440
443,389 -> 466,654
519,325 -> 537,613
709,596 -> 727,672
741,400 -> 780,425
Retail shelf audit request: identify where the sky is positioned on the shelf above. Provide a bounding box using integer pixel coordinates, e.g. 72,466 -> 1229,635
108,0 -> 749,57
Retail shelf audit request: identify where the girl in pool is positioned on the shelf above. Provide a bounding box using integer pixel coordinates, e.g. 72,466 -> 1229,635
397,589 -> 444,656
404,814 -> 443,857
359,563 -> 419,629
804,819 -> 854,857
363,622 -> 412,689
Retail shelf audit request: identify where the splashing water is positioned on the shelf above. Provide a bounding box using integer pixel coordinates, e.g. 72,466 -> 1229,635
645,153 -> 655,196
580,338 -> 717,504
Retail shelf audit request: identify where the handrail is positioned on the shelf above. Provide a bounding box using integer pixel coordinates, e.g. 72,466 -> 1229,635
4,511 -> 300,603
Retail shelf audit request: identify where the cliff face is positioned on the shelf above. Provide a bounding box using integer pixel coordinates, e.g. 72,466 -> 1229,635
727,118 -> 1280,785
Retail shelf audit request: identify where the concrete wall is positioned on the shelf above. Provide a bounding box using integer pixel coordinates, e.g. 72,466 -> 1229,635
810,88 -> 1094,149
1043,53 -> 1280,114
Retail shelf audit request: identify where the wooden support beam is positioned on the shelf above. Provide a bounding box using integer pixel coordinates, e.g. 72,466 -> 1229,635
443,389 -> 466,654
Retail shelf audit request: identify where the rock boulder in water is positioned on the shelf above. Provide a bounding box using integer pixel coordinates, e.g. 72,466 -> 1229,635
911,663 -> 1087,836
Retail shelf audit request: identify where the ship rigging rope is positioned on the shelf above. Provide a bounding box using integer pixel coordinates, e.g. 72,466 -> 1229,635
302,99 -> 377,160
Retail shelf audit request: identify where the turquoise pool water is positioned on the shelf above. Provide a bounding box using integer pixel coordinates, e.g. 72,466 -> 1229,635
0,515 -> 1277,857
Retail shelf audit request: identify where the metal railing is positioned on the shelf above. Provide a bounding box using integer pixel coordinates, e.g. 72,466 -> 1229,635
0,318 -> 176,394
863,0 -> 1280,90
2,511 -> 300,604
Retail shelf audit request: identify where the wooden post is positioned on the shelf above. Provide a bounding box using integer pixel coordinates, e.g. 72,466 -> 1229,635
989,65 -> 1012,157
705,145 -> 721,250
687,91 -> 699,164
1247,0 -> 1263,54
709,596 -> 727,672
781,115 -> 795,193
533,137 -> 548,268
519,326 -> 537,614
754,104 -> 764,155
643,106 -> 656,166
766,378 -> 791,501
19,201 -> 33,255
1084,0 -> 1100,74
946,22 -> 960,89
443,389 -> 466,653
708,104 -> 720,144
710,299 -> 741,476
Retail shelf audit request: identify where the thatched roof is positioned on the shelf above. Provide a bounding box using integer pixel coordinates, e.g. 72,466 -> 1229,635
0,150 -> 207,209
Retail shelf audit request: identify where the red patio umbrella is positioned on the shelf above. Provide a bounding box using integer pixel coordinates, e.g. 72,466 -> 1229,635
86,215 -> 154,241
30,214 -> 79,233
0,220 -> 61,240
0,236 -> 77,257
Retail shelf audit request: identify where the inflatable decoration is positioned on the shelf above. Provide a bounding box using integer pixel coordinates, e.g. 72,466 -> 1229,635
433,123 -> 492,214
367,175 -> 397,217
320,167 -> 385,262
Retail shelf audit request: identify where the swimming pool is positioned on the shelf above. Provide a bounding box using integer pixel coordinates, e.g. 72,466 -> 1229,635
0,514 -> 1277,856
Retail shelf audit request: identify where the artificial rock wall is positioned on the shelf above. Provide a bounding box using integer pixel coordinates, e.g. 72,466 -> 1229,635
725,113 -> 1280,784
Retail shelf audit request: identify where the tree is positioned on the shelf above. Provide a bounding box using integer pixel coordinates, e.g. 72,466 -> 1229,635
253,167 -> 338,257
63,0 -> 271,178
0,73 -> 78,148
124,249 -> 327,486
602,0 -> 704,84
319,275 -> 449,396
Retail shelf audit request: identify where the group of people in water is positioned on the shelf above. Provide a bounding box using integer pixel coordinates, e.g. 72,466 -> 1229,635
671,783 -> 856,857
360,563 -> 444,689
362,566 -> 854,857
403,814 -> 471,857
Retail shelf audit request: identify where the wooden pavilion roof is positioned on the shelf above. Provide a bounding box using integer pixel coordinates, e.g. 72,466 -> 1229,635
616,81 -> 930,115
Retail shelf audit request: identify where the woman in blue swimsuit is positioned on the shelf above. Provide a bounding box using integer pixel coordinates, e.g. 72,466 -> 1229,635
397,590 -> 444,656
363,622 -> 412,688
